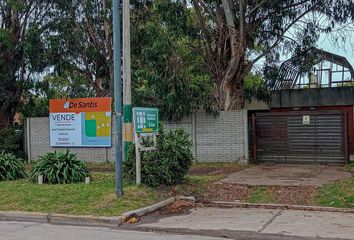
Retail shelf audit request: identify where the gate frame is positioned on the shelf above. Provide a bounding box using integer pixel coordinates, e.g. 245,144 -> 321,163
252,110 -> 349,164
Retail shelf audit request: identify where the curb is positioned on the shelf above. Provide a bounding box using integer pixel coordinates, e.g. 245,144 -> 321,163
204,201 -> 354,213
0,196 -> 196,227
0,211 -> 122,227
121,197 -> 176,221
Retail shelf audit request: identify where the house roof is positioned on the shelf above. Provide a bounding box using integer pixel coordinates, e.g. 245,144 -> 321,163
272,48 -> 354,90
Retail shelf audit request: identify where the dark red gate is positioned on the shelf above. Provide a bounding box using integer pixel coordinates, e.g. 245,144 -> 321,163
253,111 -> 348,165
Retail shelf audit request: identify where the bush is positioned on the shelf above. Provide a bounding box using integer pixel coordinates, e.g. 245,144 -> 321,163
0,127 -> 24,157
0,152 -> 27,181
124,127 -> 194,187
30,151 -> 90,184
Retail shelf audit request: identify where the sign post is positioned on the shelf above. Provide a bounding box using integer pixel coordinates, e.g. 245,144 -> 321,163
133,108 -> 159,185
113,0 -> 123,197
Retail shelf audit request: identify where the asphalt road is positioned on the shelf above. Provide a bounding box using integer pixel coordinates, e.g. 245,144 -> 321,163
0,221 -> 224,240
0,220 -> 349,240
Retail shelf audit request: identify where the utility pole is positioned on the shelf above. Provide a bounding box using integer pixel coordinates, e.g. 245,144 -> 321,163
113,0 -> 123,197
122,0 -> 133,160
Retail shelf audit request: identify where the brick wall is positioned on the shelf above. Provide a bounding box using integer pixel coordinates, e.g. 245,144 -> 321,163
25,110 -> 249,163
164,110 -> 249,163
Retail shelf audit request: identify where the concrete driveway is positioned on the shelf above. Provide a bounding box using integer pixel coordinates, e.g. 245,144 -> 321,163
220,164 -> 352,187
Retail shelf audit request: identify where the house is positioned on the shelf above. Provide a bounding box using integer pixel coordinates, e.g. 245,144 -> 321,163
251,49 -> 354,165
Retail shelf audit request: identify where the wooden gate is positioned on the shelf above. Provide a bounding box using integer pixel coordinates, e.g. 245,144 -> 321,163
252,111 -> 348,164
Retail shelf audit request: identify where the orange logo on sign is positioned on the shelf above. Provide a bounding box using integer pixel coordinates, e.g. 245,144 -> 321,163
49,98 -> 111,113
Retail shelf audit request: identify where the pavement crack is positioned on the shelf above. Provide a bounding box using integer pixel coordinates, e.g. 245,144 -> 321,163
257,210 -> 283,233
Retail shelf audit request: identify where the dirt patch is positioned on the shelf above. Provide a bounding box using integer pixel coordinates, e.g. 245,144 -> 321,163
87,163 -> 115,172
156,199 -> 198,214
202,183 -> 253,202
268,186 -> 317,205
189,163 -> 249,177
196,182 -> 317,206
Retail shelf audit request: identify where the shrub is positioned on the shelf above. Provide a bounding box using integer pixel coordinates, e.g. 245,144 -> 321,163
124,127 -> 194,187
0,127 -> 24,157
30,151 -> 90,184
0,152 -> 27,181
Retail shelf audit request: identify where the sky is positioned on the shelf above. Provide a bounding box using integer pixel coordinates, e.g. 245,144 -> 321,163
319,35 -> 354,67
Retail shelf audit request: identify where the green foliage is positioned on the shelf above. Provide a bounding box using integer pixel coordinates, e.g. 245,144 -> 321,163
0,127 -> 24,157
0,1 -> 51,128
30,151 -> 90,184
244,73 -> 271,104
131,0 -> 214,121
0,152 -> 26,181
124,127 -> 194,187
21,74 -> 95,118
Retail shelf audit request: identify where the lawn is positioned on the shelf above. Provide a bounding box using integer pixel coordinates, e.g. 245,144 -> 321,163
314,177 -> 354,208
1,162 -> 353,218
0,173 -> 159,216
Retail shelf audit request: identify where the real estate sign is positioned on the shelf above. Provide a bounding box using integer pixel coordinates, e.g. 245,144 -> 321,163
49,98 -> 112,147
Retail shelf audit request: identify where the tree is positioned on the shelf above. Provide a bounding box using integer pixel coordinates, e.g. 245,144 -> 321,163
0,0 -> 52,128
191,0 -> 354,110
49,0 -> 214,121
48,0 -> 114,97
21,73 -> 95,118
131,0 -> 214,120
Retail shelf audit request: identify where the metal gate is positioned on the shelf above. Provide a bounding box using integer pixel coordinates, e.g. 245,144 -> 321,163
253,111 -> 348,165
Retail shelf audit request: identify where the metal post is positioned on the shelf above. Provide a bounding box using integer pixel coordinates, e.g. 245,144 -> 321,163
132,109 -> 141,185
113,0 -> 123,197
123,0 -> 133,160
252,114 -> 257,164
135,132 -> 141,185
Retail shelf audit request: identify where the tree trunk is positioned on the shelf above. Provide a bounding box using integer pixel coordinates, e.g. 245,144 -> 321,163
0,108 -> 11,129
220,70 -> 245,111
214,26 -> 247,111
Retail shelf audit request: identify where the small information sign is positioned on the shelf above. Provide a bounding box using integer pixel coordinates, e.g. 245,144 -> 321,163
133,108 -> 159,133
303,115 -> 311,125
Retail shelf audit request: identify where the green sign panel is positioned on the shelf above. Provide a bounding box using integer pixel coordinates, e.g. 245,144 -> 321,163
133,107 -> 159,133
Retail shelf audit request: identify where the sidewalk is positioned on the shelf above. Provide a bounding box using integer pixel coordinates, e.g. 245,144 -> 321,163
137,207 -> 354,240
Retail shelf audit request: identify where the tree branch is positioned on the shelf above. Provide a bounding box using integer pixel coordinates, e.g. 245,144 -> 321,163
251,4 -> 318,66
191,0 -> 212,56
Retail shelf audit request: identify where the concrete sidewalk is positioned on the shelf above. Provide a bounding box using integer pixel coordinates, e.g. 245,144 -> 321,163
220,164 -> 352,186
138,207 -> 354,240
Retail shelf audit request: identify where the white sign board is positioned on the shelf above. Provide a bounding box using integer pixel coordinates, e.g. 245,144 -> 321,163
303,115 -> 311,125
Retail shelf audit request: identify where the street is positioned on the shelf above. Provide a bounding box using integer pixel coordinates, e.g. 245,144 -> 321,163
0,221 -> 224,240
0,220 -> 351,240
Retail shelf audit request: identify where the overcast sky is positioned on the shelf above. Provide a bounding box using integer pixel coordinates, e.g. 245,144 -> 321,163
319,34 -> 354,67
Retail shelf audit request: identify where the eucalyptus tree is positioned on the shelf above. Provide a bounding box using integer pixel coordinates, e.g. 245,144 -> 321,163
49,0 -> 214,121
0,0 -> 54,128
48,0 -> 113,97
191,0 -> 354,110
131,0 -> 214,120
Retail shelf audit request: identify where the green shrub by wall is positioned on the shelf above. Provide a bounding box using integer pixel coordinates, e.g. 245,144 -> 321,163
124,127 -> 194,187
0,127 -> 24,157
0,152 -> 26,181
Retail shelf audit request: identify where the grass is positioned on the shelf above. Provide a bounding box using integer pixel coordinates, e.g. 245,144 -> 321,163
315,177 -> 354,208
346,162 -> 354,172
0,173 -> 158,216
163,175 -> 224,198
3,162 -> 354,217
247,186 -> 274,204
